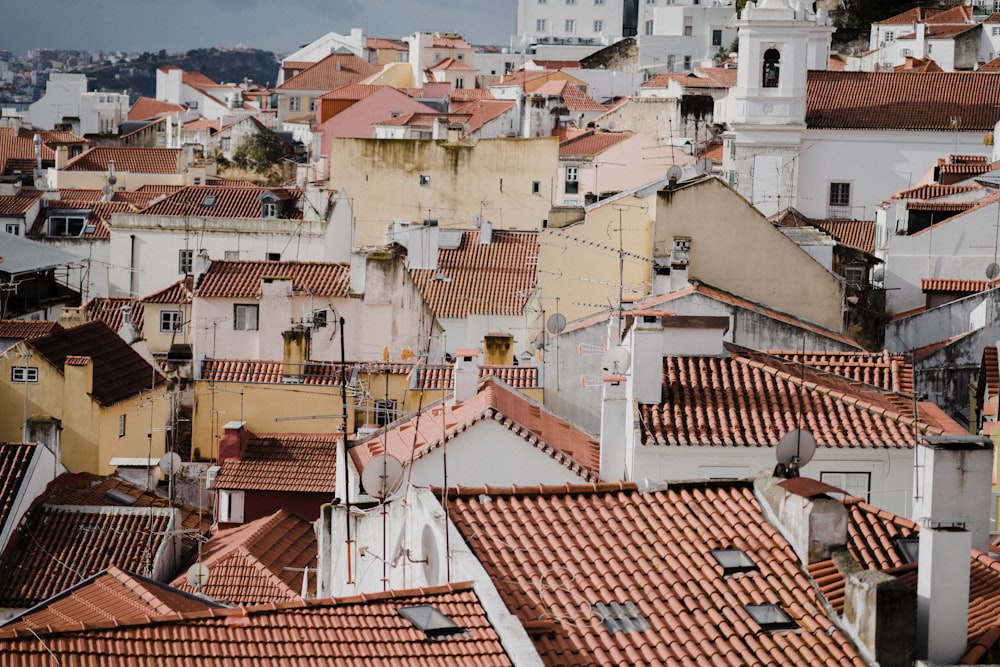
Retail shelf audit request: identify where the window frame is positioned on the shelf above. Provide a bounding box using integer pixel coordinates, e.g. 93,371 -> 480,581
118,413 -> 126,438
565,18 -> 576,33
159,309 -> 184,334
820,470 -> 870,502
12,366 -> 39,383
828,181 -> 852,218
178,249 -> 194,275
233,304 -> 260,331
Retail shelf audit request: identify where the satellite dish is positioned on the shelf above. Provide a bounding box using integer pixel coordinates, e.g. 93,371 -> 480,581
159,452 -> 182,476
987,263 -> 999,281
360,453 -> 405,499
601,345 -> 631,375
186,562 -> 210,589
421,523 -> 440,583
696,157 -> 714,175
775,429 -> 817,469
666,165 -> 683,182
546,312 -> 567,335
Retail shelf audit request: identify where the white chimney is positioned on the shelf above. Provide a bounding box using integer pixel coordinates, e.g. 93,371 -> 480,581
453,347 -> 479,403
599,367 -> 629,481
118,304 -> 140,344
917,526 -> 970,664
479,219 -> 493,244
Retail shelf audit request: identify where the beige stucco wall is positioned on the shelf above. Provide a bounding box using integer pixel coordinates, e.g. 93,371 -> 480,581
654,177 -> 845,332
50,171 -> 188,191
328,137 -> 559,247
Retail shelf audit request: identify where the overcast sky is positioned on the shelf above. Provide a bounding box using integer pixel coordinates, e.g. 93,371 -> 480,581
5,0 -> 519,56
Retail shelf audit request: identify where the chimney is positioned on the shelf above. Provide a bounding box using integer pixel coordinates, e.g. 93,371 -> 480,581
754,475 -> 848,565
118,304 -> 140,344
64,355 -> 94,397
282,326 -> 311,383
479,219 -> 493,244
218,421 -> 251,464
194,250 -> 211,283
432,116 -> 448,140
599,361 -> 630,481
259,277 -> 293,360
911,435 -> 992,663
482,332 -> 513,365
453,348 -> 479,403
839,554 -> 916,667
55,145 -> 69,170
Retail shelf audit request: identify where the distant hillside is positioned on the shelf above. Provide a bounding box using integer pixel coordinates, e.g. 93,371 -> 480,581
84,47 -> 279,101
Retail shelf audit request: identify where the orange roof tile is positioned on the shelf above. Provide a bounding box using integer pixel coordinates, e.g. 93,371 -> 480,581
446,481 -> 868,666
894,56 -> 944,72
196,259 -> 349,299
0,566 -> 220,635
199,358 -> 350,385
214,432 -> 338,493
413,364 -> 539,390
449,88 -> 495,104
429,57 -> 478,72
766,350 -> 914,395
367,37 -> 408,50
0,442 -> 35,535
127,96 -> 187,121
893,183 -> 982,199
921,277 -> 995,292
534,79 -> 606,112
30,198 -> 138,239
142,276 -> 194,304
0,188 -> 42,216
559,130 -> 633,157
876,7 -> 952,24
137,185 -> 303,219
638,343 -> 962,448
409,230 -> 537,318
318,83 -> 385,101
169,509 -> 318,604
981,55 -> 1000,72
63,147 -> 182,174
806,72 -> 1000,131
0,582 -> 514,666
450,99 -> 516,133
812,219 -> 876,254
61,296 -> 143,337
351,376 -> 599,480
0,126 -> 55,174
0,319 -> 61,340
279,53 -> 382,91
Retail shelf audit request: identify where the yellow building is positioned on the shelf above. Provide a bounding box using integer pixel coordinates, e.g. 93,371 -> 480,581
0,321 -> 169,474
328,136 -> 559,247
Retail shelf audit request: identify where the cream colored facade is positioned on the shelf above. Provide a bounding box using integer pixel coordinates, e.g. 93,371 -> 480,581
328,137 -> 559,247
0,345 -> 169,475
539,175 -> 846,332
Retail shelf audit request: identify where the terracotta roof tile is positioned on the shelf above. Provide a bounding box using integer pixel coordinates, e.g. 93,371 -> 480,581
410,230 -> 537,318
559,130 -> 633,157
0,442 -> 35,535
196,259 -> 349,299
352,376 -> 599,480
29,321 -> 165,406
0,188 -> 42,216
446,481 -> 867,666
894,56 -> 944,72
981,55 -> 1000,72
449,88 -> 495,104
137,185 -> 303,219
921,277 -> 996,293
810,219 -> 876,254
0,583 -> 513,666
0,566 -> 221,635
766,349 -> 914,395
450,99 -> 517,133
638,343 -> 962,448
214,433 -> 338,493
807,72 -> 1000,131
534,79 -> 606,112
279,53 -> 382,91
127,96 -> 187,121
63,147 -> 182,174
142,276 -> 194,304
318,83 -> 384,100
413,364 -> 539,390
429,57 -> 477,72
28,198 -> 138,239
199,358 -> 350,385
62,296 -> 144,334
0,319 -> 61,340
893,183 -> 982,199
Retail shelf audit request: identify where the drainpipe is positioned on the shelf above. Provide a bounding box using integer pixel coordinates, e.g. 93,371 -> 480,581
129,234 -> 137,296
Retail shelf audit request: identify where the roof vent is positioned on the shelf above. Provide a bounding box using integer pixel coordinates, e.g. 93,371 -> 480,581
710,548 -> 758,575
745,604 -> 798,632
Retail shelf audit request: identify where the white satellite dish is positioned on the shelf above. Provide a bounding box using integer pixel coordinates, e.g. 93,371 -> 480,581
601,345 -> 631,375
666,165 -> 683,182
361,453 -> 405,499
546,312 -> 567,335
987,262 -> 999,281
696,157 -> 714,175
775,429 -> 816,469
159,452 -> 182,476
421,523 -> 440,583
186,562 -> 210,589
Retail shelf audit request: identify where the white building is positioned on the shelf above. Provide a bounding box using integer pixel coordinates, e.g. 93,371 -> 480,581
515,0 -> 630,49
639,1 -> 738,74
27,73 -> 129,135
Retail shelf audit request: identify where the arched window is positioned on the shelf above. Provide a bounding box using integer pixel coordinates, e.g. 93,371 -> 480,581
763,48 -> 780,88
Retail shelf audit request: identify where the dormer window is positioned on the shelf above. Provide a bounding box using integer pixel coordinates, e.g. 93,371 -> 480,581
262,201 -> 278,218
763,48 -> 780,88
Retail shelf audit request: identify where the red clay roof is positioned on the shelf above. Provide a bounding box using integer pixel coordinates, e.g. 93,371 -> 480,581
142,276 -> 194,304
64,296 -> 144,334
921,277 -> 995,293
127,96 -> 187,121
894,183 -> 982,199
137,185 -> 303,219
429,57 -> 477,72
559,130 -> 633,157
812,219 -> 876,254
534,79 -> 606,112
318,83 -> 385,101
0,582 -> 514,666
29,198 -> 138,239
450,99 -> 517,133
0,566 -> 220,636
214,433 -> 338,493
638,343 -> 963,448
0,442 -> 35,535
449,88 -> 495,104
0,127 -> 55,174
63,147 -> 182,174
29,321 -> 166,406
279,53 -> 382,91
806,72 -> 1000,131
199,358 -> 350,385
0,188 -> 42,216
169,509 -> 318,604
196,259 -> 350,299
766,350 -> 914,395
0,319 -> 61,340
446,480 -> 867,666
412,364 -> 539,390
351,376 -> 599,480
410,230 -> 537,318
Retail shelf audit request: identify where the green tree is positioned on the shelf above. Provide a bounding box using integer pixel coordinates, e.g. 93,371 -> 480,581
231,129 -> 288,175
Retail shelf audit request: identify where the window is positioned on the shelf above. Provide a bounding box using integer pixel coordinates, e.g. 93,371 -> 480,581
532,180 -> 541,195
645,20 -> 654,35
828,182 -> 851,218
455,77 -> 464,89
187,101 -> 198,110
683,55 -> 692,70
565,166 -> 579,194
729,139 -> 736,159
710,549 -> 758,575
266,252 -> 281,261
565,19 -> 576,33
312,309 -> 328,328
684,25 -> 693,36
12,367 -> 38,383
712,29 -> 723,46
884,31 -> 895,43
594,20 -> 604,32
309,97 -> 316,113
159,309 -> 183,334
262,201 -> 278,218
566,0 -> 575,4
537,18 -> 546,31
220,137 -> 230,151
843,265 -> 865,290
745,605 -> 798,632
820,471 -> 870,501
538,0 -> 546,3
419,174 -> 431,186
5,223 -> 18,235
218,490 -> 245,523
375,399 -> 397,427
595,0 -> 604,3
993,27 -> 1000,36
49,213 -> 88,236
234,304 -> 259,331
763,48 -> 780,88
178,249 -> 193,275
118,414 -> 126,438
894,537 -> 920,563
224,250 -> 239,260
289,96 -> 301,112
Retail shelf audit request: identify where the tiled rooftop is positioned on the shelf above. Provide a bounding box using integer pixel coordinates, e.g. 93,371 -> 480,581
449,99 -> 517,133
29,320 -> 166,406
169,509 -> 318,604
0,582 -> 513,666
127,96 -> 187,121
0,566 -> 220,635
806,72 -> 1000,131
559,130 -> 633,157
638,343 -> 963,448
921,277 -> 995,293
412,364 -> 539,390
62,146 -> 183,174
642,67 -> 738,89
766,349 -> 914,395
893,183 -> 982,199
351,376 -> 599,481
142,276 -> 194,304
409,230 -> 537,318
62,296 -> 144,334
279,53 -> 382,91
811,219 -> 877,254
214,433 -> 338,493
0,188 -> 42,216
199,358 -> 350,385
137,184 -> 303,219
0,443 -> 35,536
195,259 -> 350,299
0,127 -> 55,174
29,198 -> 138,239
446,481 -> 867,666
0,319 -> 61,340
534,79 -> 606,112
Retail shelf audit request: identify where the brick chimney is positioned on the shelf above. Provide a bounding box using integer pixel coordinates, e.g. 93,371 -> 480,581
218,421 -> 252,464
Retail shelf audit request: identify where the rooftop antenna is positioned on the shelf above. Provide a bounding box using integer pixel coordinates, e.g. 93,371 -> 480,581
774,339 -> 816,478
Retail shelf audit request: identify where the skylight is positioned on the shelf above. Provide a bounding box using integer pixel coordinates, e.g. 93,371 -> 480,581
710,548 -> 758,575
397,605 -> 466,638
894,536 -> 920,564
201,195 -> 216,207
745,604 -> 798,632
593,601 -> 650,634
